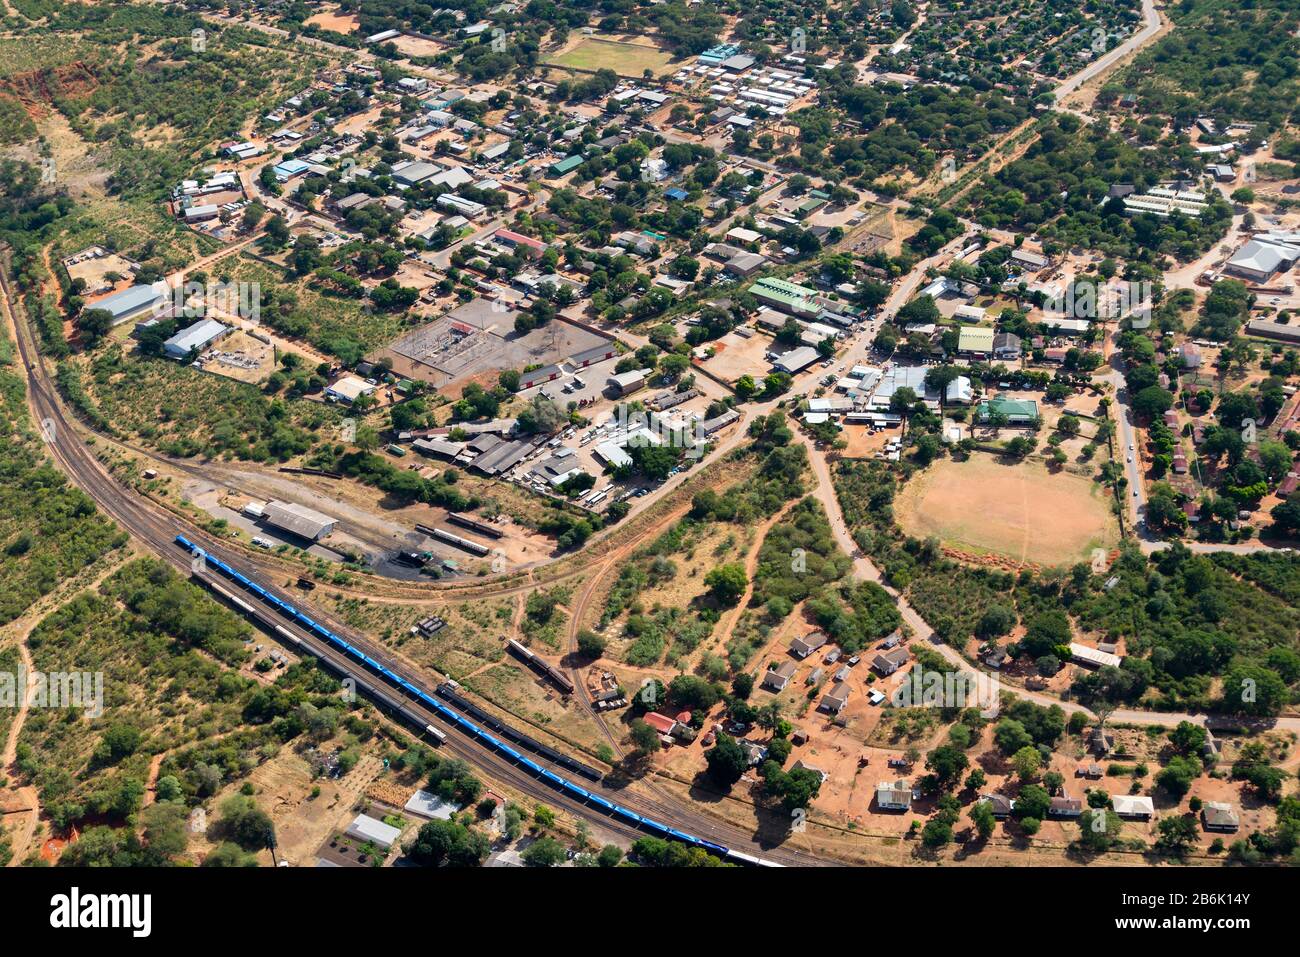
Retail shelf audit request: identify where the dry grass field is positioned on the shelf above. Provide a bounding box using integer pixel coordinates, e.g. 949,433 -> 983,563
544,36 -> 676,77
893,454 -> 1120,566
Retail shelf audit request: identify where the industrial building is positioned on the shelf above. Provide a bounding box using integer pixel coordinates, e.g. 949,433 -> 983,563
91,283 -> 168,326
751,276 -> 820,317
261,500 -> 338,541
1224,237 -> 1300,284
325,376 -> 377,404
606,369 -> 648,397
548,155 -> 584,178
163,318 -> 229,359
1247,319 -> 1300,343
772,346 -> 820,375
956,325 -> 995,356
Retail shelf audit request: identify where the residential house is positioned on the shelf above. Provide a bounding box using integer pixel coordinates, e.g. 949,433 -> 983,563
1048,797 -> 1083,819
992,332 -> 1022,360
739,739 -> 767,766
789,632 -> 829,659
1201,802 -> 1240,833
872,647 -> 910,676
980,794 -> 1013,819
791,760 -> 827,784
1071,643 -> 1123,669
876,779 -> 913,811
975,397 -> 1039,427
1111,794 -> 1155,821
819,683 -> 851,715
762,660 -> 798,692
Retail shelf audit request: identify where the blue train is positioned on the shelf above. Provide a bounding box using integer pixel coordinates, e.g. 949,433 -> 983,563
174,535 -> 773,864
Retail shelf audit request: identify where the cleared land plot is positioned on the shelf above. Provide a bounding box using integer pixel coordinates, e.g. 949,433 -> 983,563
893,455 -> 1119,566
303,9 -> 360,33
697,328 -> 774,384
390,35 -> 448,59
29,112 -> 217,270
63,248 -> 138,296
544,37 -> 676,78
381,312 -> 605,392
207,252 -> 411,357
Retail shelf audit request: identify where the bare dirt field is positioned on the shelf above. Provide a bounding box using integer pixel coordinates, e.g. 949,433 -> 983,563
63,247 -> 137,296
304,9 -> 360,34
839,422 -> 903,458
697,329 -> 773,384
192,327 -> 277,384
893,454 -> 1120,566
390,35 -> 448,59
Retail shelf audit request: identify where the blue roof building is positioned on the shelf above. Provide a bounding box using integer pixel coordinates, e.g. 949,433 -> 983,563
273,158 -> 310,181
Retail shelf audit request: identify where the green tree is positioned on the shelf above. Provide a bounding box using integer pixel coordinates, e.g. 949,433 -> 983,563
577,629 -> 607,659
1156,756 -> 1202,798
522,835 -> 567,867
1077,808 -> 1122,853
1156,815 -> 1200,854
405,818 -> 490,867
1012,745 -> 1043,781
629,719 -> 663,757
970,800 -> 996,840
704,563 -> 748,606
597,843 -> 623,867
705,733 -> 749,786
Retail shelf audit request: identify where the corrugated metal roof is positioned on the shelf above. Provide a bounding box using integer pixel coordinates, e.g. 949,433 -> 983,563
262,500 -> 336,540
345,813 -> 402,848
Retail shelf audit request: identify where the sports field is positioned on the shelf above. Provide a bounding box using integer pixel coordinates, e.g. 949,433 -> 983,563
544,37 -> 676,77
893,455 -> 1119,566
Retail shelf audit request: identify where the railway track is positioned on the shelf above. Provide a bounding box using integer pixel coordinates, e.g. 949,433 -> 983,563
1,264 -> 831,866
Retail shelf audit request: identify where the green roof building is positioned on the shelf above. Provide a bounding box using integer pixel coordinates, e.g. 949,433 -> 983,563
755,276 -> 817,298
975,397 -> 1039,426
548,155 -> 584,178
751,276 -> 819,316
796,196 -> 826,216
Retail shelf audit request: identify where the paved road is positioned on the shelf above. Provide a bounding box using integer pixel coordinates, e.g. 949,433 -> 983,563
1053,0 -> 1163,102
1098,359 -> 1147,527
